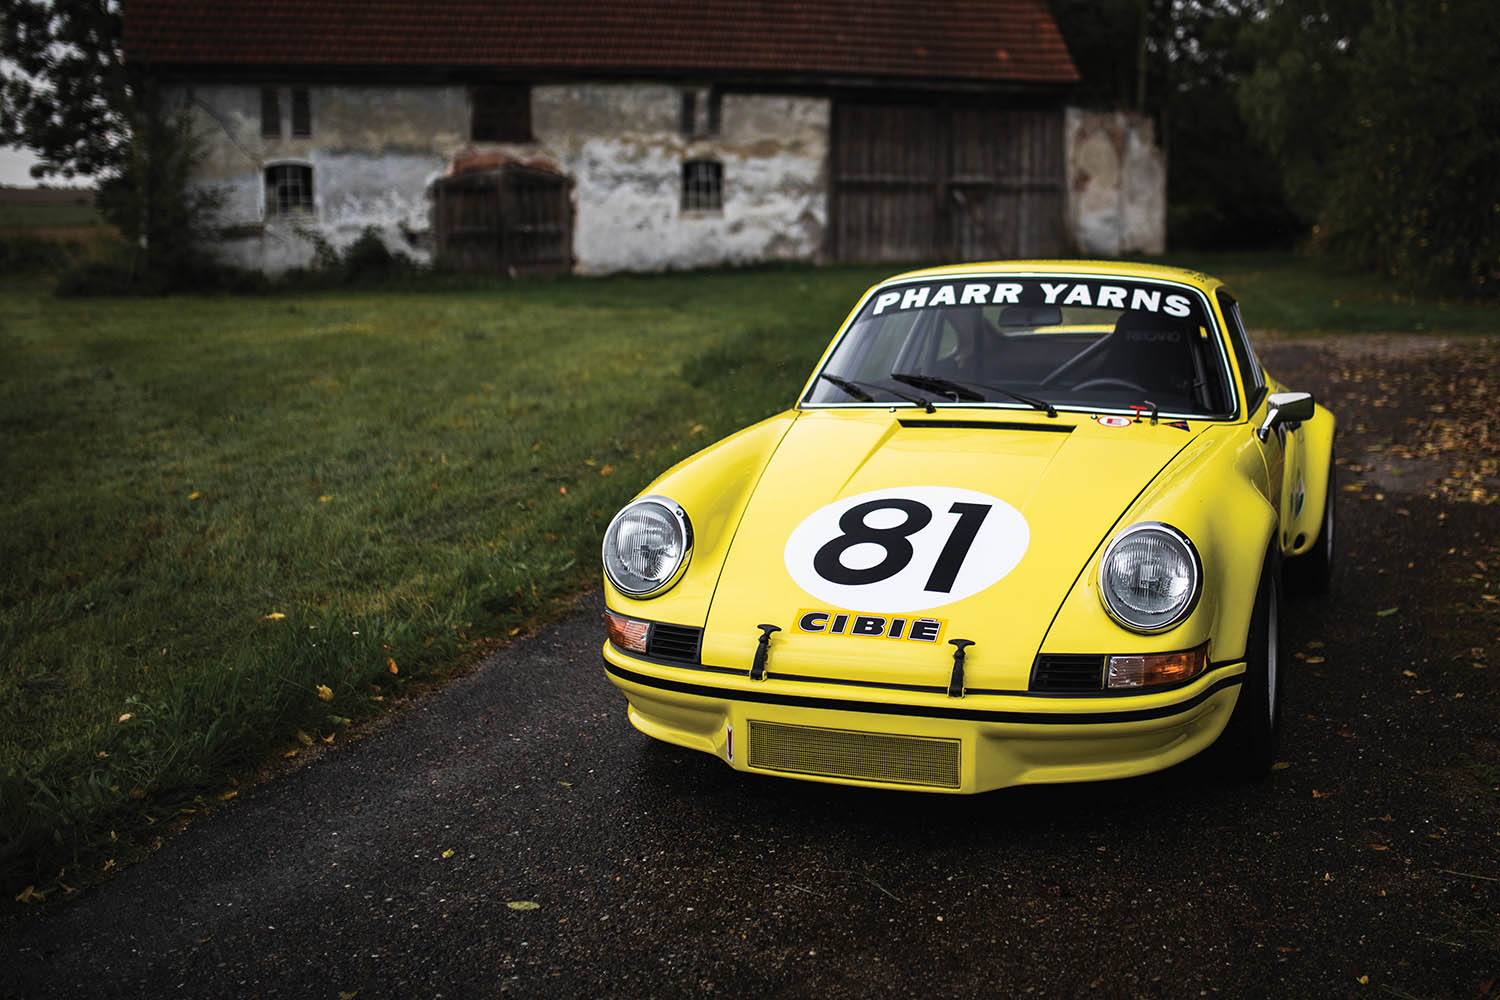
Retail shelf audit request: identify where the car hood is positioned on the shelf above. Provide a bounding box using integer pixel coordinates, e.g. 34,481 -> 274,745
699,408 -> 1203,692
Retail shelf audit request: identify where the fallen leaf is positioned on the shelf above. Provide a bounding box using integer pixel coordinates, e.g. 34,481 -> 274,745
600,464 -> 614,476
387,657 -> 399,676
442,849 -> 455,859
1369,844 -> 1389,851
1376,607 -> 1399,617
316,684 -> 334,702
1402,670 -> 1417,678
1358,975 -> 1369,985
318,495 -> 333,503
220,790 -> 238,801
1271,761 -> 1292,771
265,612 -> 286,621
1305,656 -> 1326,665
1312,789 -> 1331,799
118,713 -> 134,723
559,486 -> 567,495
188,491 -> 201,500
507,901 -> 540,911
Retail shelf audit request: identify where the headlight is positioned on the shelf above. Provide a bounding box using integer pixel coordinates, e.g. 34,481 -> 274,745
1098,522 -> 1201,633
602,496 -> 693,598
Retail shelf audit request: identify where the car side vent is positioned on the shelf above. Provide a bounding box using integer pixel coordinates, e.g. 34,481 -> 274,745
1031,654 -> 1105,691
647,623 -> 702,664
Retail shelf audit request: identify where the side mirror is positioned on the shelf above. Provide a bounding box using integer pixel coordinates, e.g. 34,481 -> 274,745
1257,391 -> 1315,441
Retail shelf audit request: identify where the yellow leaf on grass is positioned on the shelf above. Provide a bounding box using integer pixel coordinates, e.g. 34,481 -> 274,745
600,464 -> 614,476
318,495 -> 333,503
118,713 -> 133,723
265,612 -> 286,621
387,657 -> 399,676
316,684 -> 333,701
188,491 -> 201,500
507,901 -> 540,911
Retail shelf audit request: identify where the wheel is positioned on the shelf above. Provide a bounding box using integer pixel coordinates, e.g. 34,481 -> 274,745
1071,377 -> 1147,393
1285,474 -> 1335,595
1217,553 -> 1284,779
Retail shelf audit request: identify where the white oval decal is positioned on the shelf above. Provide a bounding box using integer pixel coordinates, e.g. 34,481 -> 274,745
784,486 -> 1029,613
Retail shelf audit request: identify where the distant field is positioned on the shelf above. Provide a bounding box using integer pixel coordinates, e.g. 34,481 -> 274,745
0,188 -> 103,230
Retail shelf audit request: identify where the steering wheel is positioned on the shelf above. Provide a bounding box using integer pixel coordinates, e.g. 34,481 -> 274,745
1072,377 -> 1147,393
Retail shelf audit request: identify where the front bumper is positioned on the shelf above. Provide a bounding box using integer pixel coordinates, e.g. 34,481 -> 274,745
603,641 -> 1243,793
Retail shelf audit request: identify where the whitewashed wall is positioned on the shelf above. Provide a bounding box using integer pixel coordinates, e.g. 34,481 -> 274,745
180,82 -> 829,275
1064,109 -> 1166,257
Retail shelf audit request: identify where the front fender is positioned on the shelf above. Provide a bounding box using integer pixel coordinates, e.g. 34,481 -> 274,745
603,410 -> 799,625
1039,426 -> 1276,665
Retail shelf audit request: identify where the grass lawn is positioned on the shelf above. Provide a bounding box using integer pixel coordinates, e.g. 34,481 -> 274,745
1,253 -> 1495,900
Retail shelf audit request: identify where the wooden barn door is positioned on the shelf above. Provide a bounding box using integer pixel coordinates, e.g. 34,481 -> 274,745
830,102 -> 1066,263
433,165 -> 574,276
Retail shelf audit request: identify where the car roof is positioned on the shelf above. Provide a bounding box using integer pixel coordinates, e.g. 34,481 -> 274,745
877,260 -> 1226,295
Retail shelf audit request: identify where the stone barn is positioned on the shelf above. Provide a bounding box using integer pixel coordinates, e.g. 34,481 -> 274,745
124,0 -> 1163,275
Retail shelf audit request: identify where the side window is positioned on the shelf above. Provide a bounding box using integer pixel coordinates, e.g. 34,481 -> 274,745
291,88 -> 312,137
1217,291 -> 1265,412
471,85 -> 533,142
265,163 -> 314,217
681,159 -> 723,212
261,87 -> 281,138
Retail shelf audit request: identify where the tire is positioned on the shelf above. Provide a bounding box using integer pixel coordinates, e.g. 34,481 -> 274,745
1218,553 -> 1284,780
1285,473 -> 1335,595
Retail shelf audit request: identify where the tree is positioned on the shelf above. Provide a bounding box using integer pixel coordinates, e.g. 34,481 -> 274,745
2,0 -> 221,288
0,0 -> 130,180
1241,0 -> 1500,296
1048,0 -> 1303,249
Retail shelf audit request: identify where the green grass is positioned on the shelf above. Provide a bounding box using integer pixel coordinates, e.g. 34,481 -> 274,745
1,252 -> 1495,901
1147,251 -> 1500,334
0,265 -> 887,897
0,197 -> 104,231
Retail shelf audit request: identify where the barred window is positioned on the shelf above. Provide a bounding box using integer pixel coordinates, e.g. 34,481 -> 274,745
472,85 -> 532,142
681,159 -> 723,212
261,88 -> 281,138
265,163 -> 314,217
291,88 -> 311,137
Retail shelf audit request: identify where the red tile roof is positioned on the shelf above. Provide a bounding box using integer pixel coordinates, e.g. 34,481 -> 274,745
125,0 -> 1078,86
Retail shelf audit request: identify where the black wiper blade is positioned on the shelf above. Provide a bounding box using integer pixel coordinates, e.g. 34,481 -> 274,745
889,371 -> 986,403
818,372 -> 935,413
817,373 -> 874,402
961,379 -> 1059,418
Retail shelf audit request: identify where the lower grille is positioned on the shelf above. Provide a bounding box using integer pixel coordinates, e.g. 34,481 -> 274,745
1031,654 -> 1105,691
746,720 -> 961,789
647,623 -> 702,663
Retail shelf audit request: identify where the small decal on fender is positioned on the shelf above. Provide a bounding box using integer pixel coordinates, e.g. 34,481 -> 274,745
1095,415 -> 1131,427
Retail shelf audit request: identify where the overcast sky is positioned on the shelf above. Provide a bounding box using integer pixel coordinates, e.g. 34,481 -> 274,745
1,144 -> 45,186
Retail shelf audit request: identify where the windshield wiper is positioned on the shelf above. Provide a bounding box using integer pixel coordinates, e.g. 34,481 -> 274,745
819,373 -> 935,413
892,371 -> 1057,418
889,371 -> 985,403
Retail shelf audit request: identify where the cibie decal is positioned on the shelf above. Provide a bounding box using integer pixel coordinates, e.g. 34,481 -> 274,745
795,609 -> 946,644
784,486 -> 1028,614
1096,415 -> 1132,428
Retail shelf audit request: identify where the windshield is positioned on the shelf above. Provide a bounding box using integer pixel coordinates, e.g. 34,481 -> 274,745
802,275 -> 1237,418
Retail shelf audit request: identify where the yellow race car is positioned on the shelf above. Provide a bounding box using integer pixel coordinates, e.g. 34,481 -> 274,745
601,261 -> 1335,793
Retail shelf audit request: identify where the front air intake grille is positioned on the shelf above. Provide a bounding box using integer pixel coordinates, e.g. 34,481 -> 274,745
646,623 -> 702,664
747,720 -> 961,789
1031,654 -> 1105,691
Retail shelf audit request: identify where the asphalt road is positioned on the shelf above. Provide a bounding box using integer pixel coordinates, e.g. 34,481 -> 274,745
4,336 -> 1497,999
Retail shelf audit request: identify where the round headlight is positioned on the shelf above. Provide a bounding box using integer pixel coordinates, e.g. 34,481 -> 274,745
1098,522 -> 1201,633
602,496 -> 693,598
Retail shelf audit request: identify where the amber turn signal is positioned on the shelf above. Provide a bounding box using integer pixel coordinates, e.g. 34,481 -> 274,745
1106,644 -> 1208,689
604,611 -> 649,653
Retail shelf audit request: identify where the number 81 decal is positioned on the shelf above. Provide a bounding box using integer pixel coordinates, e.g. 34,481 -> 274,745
784,486 -> 1029,614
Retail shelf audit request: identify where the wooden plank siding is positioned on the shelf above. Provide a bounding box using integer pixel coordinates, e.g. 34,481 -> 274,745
830,102 -> 1066,263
